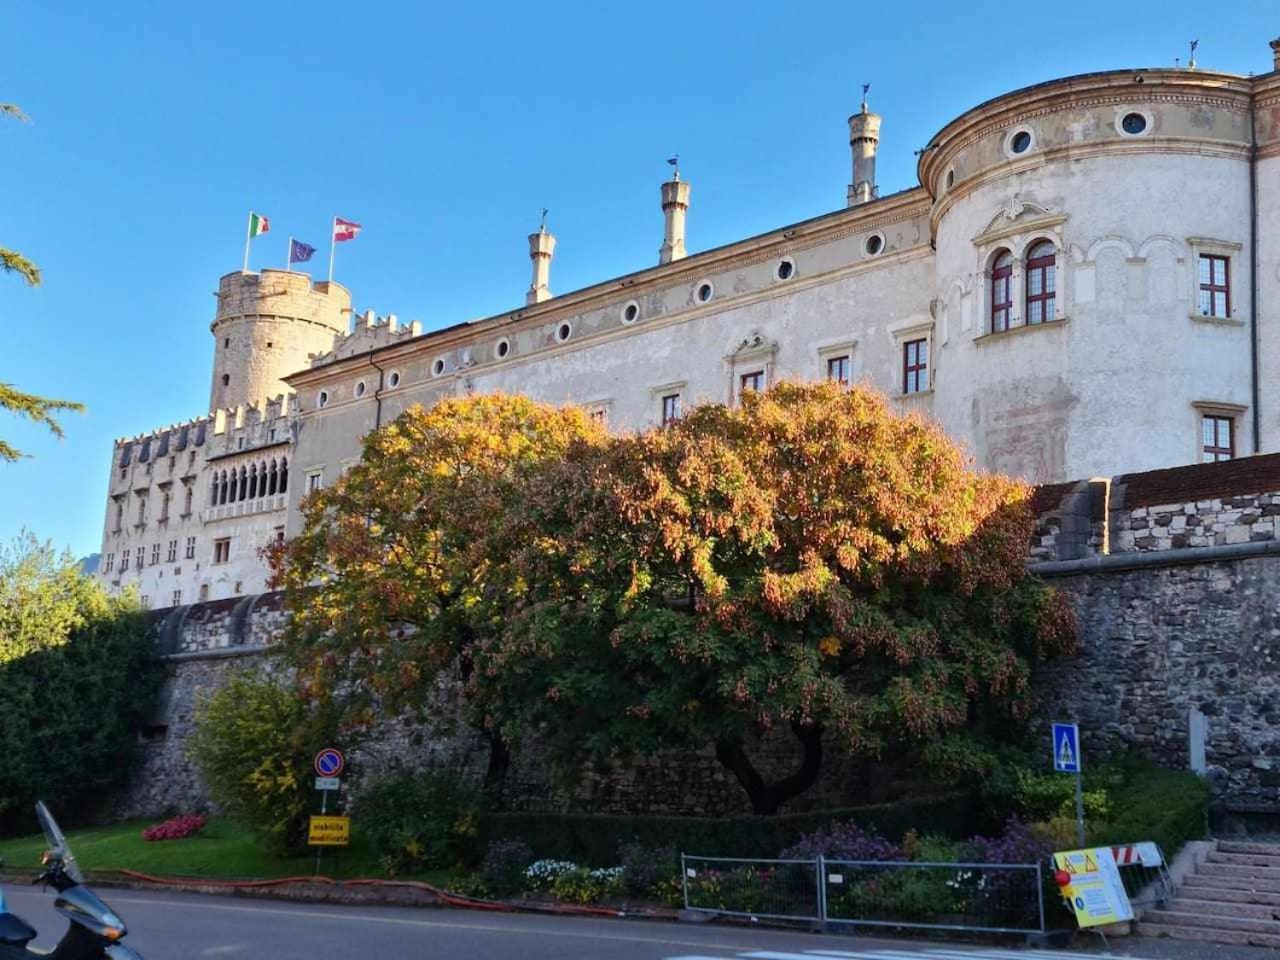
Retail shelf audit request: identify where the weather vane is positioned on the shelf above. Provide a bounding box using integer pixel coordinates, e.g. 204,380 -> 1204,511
1189,39 -> 1199,70
861,82 -> 870,112
539,207 -> 548,231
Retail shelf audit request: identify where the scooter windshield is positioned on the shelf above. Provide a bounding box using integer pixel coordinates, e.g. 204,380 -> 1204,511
35,801 -> 84,883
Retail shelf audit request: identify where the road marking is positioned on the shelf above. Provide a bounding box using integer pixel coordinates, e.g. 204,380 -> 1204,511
677,950 -> 1160,960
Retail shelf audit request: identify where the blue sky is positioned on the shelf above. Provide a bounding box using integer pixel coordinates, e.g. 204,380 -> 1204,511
2,1 -> 1277,558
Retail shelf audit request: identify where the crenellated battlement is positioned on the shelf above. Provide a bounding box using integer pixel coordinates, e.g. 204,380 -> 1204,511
208,270 -> 352,412
313,308 -> 424,366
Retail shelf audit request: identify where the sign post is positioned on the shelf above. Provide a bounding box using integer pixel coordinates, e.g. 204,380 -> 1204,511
310,749 -> 348,875
1052,722 -> 1084,846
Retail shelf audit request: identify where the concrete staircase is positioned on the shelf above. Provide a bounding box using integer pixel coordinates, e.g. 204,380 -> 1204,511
1137,840 -> 1280,947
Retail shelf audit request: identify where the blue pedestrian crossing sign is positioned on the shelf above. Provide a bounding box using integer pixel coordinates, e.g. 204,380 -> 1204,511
1053,722 -> 1081,773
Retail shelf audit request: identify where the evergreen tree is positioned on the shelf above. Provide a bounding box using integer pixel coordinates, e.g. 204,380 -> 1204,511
2,101 -> 83,462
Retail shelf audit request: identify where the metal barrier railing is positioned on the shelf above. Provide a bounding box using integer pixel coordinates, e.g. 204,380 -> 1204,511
681,855 -> 822,924
1110,842 -> 1173,912
681,853 -> 1046,934
822,859 -> 1045,935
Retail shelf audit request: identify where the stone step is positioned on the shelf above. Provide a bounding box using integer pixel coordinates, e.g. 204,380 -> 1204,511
1218,840 -> 1280,857
1141,907 -> 1280,936
1208,850 -> 1280,868
1176,883 -> 1280,907
1186,872 -> 1280,895
1199,861 -> 1280,881
1168,897 -> 1280,920
1136,920 -> 1280,949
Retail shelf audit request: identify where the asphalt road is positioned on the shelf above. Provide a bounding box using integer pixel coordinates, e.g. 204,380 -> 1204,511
2,886 -> 1276,960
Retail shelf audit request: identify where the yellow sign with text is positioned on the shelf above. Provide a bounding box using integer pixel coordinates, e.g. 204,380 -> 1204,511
1053,846 -> 1133,928
308,815 -> 350,847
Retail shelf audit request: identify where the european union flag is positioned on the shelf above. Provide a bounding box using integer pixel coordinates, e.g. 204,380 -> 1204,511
289,239 -> 316,264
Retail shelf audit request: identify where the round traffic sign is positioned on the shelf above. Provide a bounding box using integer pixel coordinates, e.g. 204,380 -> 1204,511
314,748 -> 344,778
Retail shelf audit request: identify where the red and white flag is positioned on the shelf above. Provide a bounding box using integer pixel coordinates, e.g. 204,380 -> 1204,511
333,217 -> 362,242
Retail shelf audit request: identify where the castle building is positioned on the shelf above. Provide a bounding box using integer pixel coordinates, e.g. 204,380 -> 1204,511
98,42 -> 1280,606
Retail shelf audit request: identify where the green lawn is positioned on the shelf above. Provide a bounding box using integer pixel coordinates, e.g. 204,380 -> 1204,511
0,817 -> 459,886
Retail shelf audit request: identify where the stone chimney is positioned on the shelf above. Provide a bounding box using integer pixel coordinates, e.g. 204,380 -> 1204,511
1271,37 -> 1280,72
526,219 -> 556,305
846,90 -> 882,207
659,172 -> 691,265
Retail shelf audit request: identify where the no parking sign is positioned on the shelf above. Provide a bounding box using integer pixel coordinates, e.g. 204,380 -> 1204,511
314,748 -> 344,778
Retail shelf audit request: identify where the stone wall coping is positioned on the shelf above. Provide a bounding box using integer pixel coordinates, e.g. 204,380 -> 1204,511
1028,536 -> 1280,577
162,645 -> 269,663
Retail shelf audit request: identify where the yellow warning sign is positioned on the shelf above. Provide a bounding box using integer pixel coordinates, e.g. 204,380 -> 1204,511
308,815 -> 350,846
1053,846 -> 1133,928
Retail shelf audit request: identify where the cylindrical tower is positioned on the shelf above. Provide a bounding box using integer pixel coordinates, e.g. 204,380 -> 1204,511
847,97 -> 882,207
209,269 -> 350,410
659,174 -> 692,264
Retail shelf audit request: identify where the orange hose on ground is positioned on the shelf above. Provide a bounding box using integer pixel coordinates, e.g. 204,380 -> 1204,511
112,870 -> 624,917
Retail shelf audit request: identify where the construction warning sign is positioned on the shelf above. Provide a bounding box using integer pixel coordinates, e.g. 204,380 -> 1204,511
308,815 -> 350,847
1053,846 -> 1133,927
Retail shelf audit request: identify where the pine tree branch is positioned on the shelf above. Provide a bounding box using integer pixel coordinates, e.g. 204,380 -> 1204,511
0,248 -> 41,286
0,383 -> 85,461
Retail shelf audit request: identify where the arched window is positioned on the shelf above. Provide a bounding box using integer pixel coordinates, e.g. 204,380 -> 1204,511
1025,240 -> 1056,325
209,475 -> 219,506
219,470 -> 228,505
184,485 -> 193,515
238,466 -> 249,502
248,463 -> 258,499
268,460 -> 278,495
229,469 -> 238,503
991,249 -> 1013,333
279,458 -> 289,493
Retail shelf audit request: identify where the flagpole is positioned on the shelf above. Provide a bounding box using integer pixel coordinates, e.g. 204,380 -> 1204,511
243,212 -> 252,273
328,217 -> 337,284
286,235 -> 293,272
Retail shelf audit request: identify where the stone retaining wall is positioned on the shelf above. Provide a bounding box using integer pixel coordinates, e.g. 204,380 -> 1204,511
114,453 -> 1280,817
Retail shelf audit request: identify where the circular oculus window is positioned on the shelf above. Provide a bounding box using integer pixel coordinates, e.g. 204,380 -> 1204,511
621,301 -> 640,324
432,358 -> 446,376
387,370 -> 401,388
864,233 -> 884,256
555,322 -> 572,342
696,281 -> 714,303
354,380 -> 366,398
494,338 -> 510,359
1006,128 -> 1034,156
945,169 -> 956,189
1117,111 -> 1151,137
776,257 -> 795,281
317,390 -> 329,408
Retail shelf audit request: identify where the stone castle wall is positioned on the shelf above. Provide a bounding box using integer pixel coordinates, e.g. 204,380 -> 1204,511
115,454 -> 1280,818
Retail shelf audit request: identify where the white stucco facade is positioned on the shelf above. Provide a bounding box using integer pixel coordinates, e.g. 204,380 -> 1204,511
97,49 -> 1280,606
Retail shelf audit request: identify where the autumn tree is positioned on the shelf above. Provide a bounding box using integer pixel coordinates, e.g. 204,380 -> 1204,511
270,394 -> 605,795
471,382 -> 1077,813
2,101 -> 83,462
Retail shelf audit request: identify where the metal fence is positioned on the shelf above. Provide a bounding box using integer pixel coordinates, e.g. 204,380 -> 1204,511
681,856 -> 822,925
823,859 -> 1045,935
1109,842 -> 1173,912
681,854 -> 1046,935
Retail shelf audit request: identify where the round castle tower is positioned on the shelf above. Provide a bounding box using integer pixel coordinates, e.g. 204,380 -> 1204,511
209,270 -> 350,411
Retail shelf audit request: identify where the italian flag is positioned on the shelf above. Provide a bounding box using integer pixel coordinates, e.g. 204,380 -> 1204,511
248,212 -> 270,237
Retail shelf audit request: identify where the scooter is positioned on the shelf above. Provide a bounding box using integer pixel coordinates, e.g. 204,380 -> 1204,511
0,802 -> 144,959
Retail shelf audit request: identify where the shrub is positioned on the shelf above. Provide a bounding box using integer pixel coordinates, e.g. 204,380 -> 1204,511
484,793 -> 977,864
353,769 -> 482,875
1088,759 -> 1209,857
781,821 -> 902,861
551,866 -> 624,904
525,858 -> 577,892
618,841 -> 677,897
0,535 -> 160,831
479,839 -> 534,896
187,671 -> 341,855
142,814 -> 208,842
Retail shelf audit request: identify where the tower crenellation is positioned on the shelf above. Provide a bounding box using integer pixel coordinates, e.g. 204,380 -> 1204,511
208,269 -> 350,411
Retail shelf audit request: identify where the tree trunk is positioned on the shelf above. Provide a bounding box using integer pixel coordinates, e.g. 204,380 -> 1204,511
715,722 -> 824,815
483,729 -> 511,803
